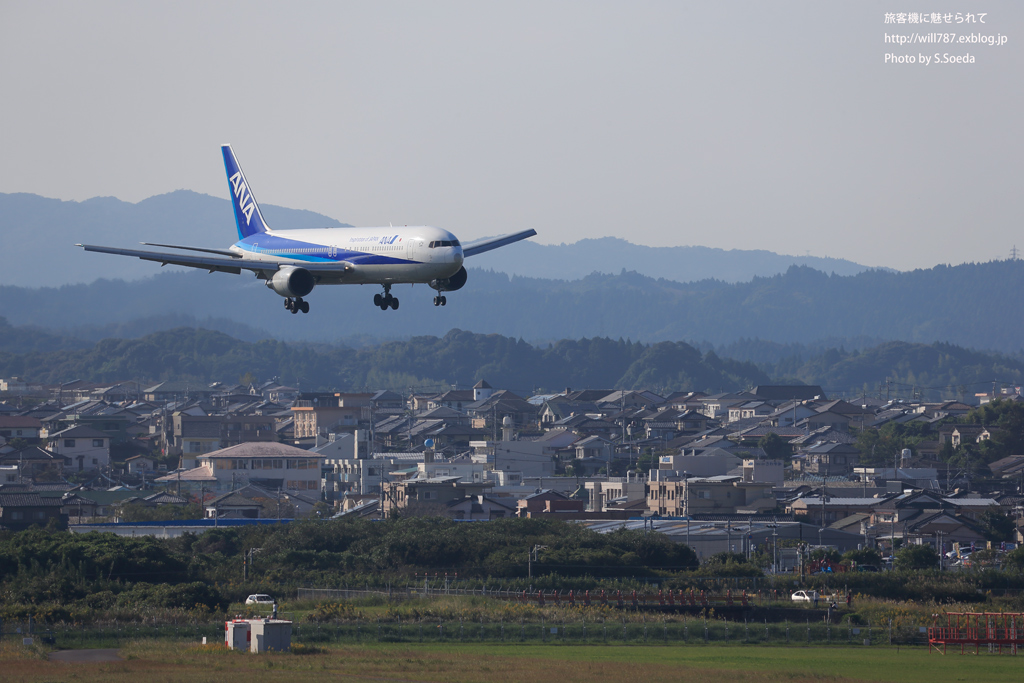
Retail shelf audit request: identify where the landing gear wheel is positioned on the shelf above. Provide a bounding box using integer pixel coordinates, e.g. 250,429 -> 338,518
440,296 -> 447,306
291,305 -> 299,314
373,293 -> 382,307
390,297 -> 399,311
285,298 -> 293,311
300,300 -> 310,314
433,296 -> 440,307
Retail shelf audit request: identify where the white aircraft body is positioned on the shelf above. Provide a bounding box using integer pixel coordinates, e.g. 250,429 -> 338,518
79,145 -> 537,313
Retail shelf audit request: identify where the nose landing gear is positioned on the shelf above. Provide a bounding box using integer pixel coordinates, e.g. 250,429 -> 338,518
285,298 -> 310,314
373,285 -> 399,311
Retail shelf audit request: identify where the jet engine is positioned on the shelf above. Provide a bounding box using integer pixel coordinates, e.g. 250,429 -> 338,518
268,266 -> 316,298
429,266 -> 467,292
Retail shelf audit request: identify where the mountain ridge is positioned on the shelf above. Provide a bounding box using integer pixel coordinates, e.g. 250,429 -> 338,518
1,190 -> 878,287
1,259 -> 1022,354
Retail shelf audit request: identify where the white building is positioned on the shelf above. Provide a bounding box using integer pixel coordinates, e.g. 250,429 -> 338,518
741,459 -> 785,486
47,425 -> 110,472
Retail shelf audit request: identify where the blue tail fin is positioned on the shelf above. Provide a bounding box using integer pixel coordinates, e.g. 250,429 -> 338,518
222,145 -> 271,239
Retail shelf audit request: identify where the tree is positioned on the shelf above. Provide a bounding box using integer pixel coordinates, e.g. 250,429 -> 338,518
758,432 -> 790,459
842,547 -> 882,568
1004,546 -> 1024,572
894,544 -> 939,571
979,509 -> 1016,542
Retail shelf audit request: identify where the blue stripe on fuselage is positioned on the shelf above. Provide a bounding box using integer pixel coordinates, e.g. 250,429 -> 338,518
235,233 -> 417,265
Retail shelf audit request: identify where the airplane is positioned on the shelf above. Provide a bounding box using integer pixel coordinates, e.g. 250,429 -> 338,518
78,145 -> 536,314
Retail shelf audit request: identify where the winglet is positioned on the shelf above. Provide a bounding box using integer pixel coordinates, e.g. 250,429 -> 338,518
221,145 -> 271,240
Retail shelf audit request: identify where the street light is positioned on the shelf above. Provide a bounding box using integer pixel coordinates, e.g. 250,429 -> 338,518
528,544 -> 547,580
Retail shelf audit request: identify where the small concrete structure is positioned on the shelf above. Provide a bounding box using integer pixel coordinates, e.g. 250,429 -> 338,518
250,619 -> 292,652
224,620 -> 250,650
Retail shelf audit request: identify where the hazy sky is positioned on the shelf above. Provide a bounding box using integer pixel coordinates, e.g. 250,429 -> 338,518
2,1 -> 1021,271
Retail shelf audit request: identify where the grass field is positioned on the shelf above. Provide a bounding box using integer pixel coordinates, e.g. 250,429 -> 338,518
1,641 -> 1020,683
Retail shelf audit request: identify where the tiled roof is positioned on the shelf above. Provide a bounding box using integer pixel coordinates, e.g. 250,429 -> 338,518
203,442 -> 318,458
0,416 -> 43,428
0,493 -> 65,507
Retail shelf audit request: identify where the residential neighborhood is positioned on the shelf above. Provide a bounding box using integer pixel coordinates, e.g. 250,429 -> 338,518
0,376 -> 1021,564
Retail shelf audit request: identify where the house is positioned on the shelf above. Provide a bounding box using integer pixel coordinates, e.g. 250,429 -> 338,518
989,455 -> 1024,478
768,401 -> 819,428
0,416 -> 43,441
515,489 -> 579,517
205,485 -> 278,518
658,450 -> 742,478
427,390 -> 475,411
370,390 -> 406,416
142,491 -> 190,508
63,489 -> 142,519
446,494 -> 516,520
585,476 -> 647,512
143,381 -> 216,403
291,393 -> 372,440
726,401 -> 774,423
466,392 -> 538,429
0,446 -> 65,482
172,413 -> 278,458
380,476 -> 492,516
539,401 -> 600,427
0,492 -> 67,530
126,455 -> 155,474
46,425 -> 111,472
489,441 -> 559,478
938,424 -> 996,447
751,385 -> 826,401
646,475 -> 776,517
156,441 -> 325,494
789,496 -> 882,526
794,442 -> 860,476
798,410 -> 852,433
597,390 -> 665,409
574,435 -> 614,462
950,425 -> 996,448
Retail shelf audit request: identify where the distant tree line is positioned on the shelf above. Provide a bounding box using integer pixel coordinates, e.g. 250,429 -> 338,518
4,322 -> 1024,398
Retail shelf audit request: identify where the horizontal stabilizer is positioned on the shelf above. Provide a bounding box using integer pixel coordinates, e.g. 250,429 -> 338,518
462,229 -> 537,258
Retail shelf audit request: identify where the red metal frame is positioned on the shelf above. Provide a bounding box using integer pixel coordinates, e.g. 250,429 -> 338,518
928,612 -> 1024,655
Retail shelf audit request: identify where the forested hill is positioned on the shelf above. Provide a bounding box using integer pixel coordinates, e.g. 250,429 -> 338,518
2,259 -> 1024,353
0,327 -> 769,395
4,325 -> 1024,400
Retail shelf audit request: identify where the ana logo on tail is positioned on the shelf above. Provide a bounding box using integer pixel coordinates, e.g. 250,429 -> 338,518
228,171 -> 256,226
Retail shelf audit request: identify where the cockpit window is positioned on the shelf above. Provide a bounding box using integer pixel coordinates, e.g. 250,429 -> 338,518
428,240 -> 461,248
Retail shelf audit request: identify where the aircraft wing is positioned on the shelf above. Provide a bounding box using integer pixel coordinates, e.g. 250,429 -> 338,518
462,229 -> 537,258
78,244 -> 252,274
77,244 -> 356,277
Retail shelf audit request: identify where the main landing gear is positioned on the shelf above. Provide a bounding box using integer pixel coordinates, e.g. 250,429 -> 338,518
432,295 -> 447,306
285,297 -> 309,314
373,285 -> 399,311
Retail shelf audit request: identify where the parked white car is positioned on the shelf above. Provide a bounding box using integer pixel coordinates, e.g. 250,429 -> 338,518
245,594 -> 274,605
791,590 -> 820,603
